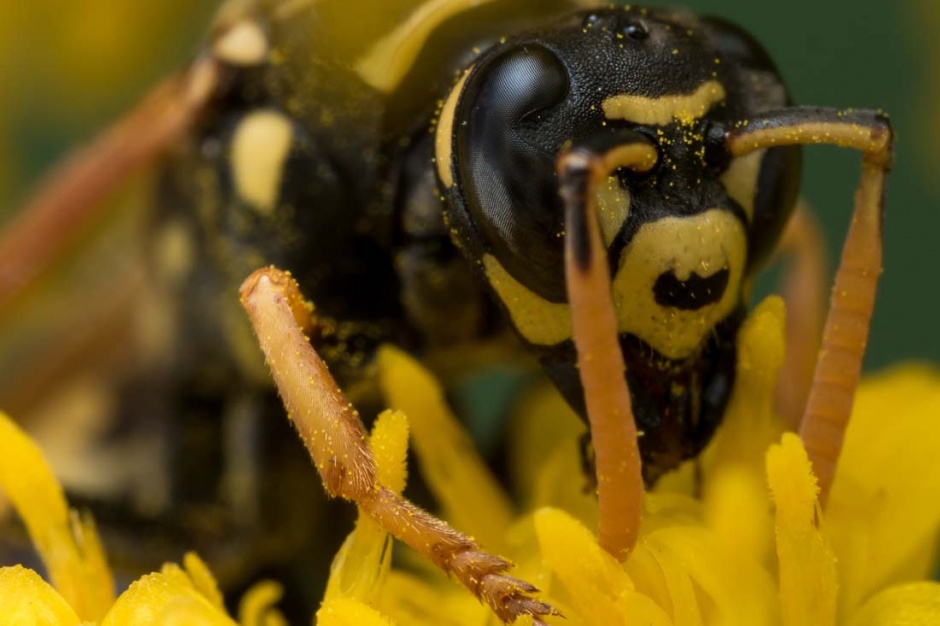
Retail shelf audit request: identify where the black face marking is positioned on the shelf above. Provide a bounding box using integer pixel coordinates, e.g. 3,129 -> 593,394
653,268 -> 730,311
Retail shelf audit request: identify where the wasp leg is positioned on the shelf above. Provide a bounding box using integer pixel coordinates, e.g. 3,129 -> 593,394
239,267 -> 556,624
773,204 -> 828,428
0,56 -> 219,316
725,108 -> 894,505
556,130 -> 657,561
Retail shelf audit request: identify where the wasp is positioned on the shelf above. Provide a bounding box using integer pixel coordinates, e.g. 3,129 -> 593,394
0,0 -> 892,622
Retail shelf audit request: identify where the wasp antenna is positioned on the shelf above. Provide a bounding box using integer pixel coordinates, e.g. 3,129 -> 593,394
0,56 -> 220,317
556,131 -> 656,561
726,108 -> 893,505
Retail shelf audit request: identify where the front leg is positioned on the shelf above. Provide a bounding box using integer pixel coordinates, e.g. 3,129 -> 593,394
239,267 -> 555,624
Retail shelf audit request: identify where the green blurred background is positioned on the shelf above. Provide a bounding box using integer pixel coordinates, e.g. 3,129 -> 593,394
1,0 -> 937,369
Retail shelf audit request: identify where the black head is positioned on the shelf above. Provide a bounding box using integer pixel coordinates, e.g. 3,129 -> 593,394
435,6 -> 802,481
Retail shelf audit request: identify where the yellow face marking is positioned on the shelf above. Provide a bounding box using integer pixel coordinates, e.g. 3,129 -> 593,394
602,80 -> 727,125
354,0 -> 496,93
483,254 -> 572,346
595,175 -> 631,246
720,149 -> 765,221
213,20 -> 269,66
612,209 -> 746,360
231,110 -> 294,215
435,68 -> 472,189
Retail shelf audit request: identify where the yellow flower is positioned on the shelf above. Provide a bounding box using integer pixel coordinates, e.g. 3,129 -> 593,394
1,296 -> 939,625
0,410 -> 286,626
319,297 -> 940,626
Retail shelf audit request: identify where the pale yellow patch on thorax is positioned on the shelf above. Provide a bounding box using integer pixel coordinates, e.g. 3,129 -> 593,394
212,20 -> 269,66
602,80 -> 727,125
435,67 -> 472,189
612,208 -> 747,359
230,109 -> 294,214
483,254 -> 572,346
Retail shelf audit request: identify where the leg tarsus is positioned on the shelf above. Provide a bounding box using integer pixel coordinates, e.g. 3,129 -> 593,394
360,486 -> 557,622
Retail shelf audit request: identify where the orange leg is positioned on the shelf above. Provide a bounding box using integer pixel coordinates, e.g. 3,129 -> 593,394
239,268 -> 555,624
773,205 -> 828,428
726,107 -> 894,506
556,130 -> 657,561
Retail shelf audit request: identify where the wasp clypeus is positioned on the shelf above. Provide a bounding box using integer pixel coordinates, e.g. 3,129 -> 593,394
0,0 -> 892,623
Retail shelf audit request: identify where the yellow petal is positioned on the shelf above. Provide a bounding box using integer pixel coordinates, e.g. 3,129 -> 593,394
826,366 -> 940,616
377,346 -> 513,551
324,501 -> 394,604
507,379 -> 591,509
71,511 -> 114,617
638,534 -> 704,626
848,582 -> 940,626
0,412 -> 114,621
767,433 -> 837,626
0,566 -> 80,626
702,296 -> 786,477
534,507 -> 633,624
324,409 -> 409,604
621,542 -> 672,620
102,571 -> 237,626
317,598 -> 395,626
703,466 -> 773,569
370,410 -> 409,496
615,592 -> 673,626
532,442 -> 599,531
156,601 -> 240,626
238,581 -> 287,626
377,570 -> 488,625
644,525 -> 778,626
183,552 -> 225,610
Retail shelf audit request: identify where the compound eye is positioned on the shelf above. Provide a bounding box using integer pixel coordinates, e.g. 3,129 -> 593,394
453,45 -> 570,302
621,21 -> 649,40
